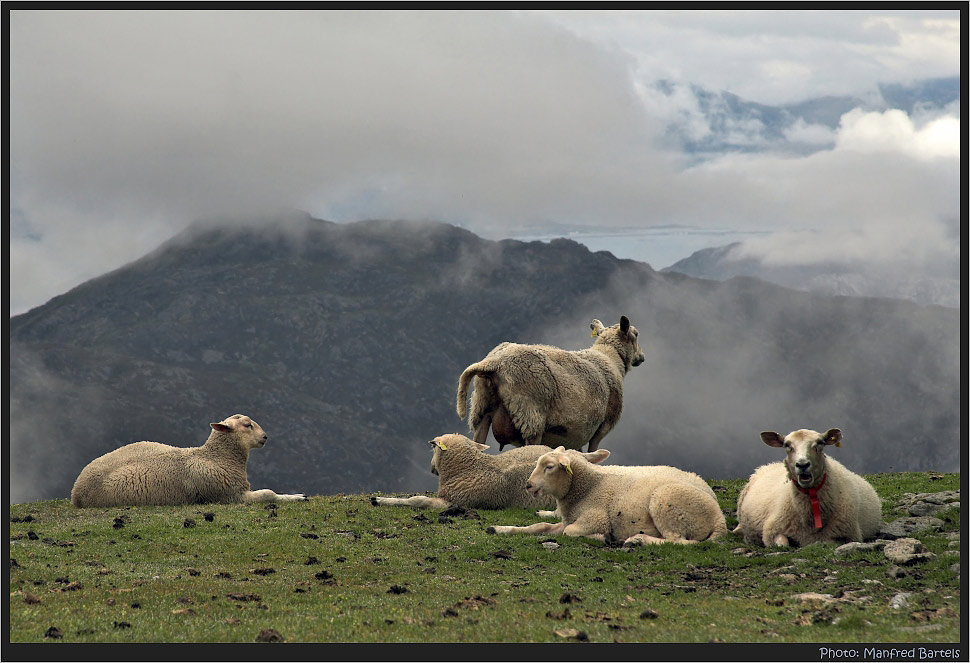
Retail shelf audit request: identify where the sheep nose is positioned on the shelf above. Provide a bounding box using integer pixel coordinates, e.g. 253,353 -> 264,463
525,482 -> 533,491
795,460 -> 810,470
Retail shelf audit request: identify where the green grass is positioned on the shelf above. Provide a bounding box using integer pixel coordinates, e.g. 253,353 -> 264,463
8,472 -> 960,644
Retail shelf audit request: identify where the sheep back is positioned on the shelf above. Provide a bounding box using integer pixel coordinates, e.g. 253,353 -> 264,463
555,457 -> 726,543
462,343 -> 621,448
435,436 -> 556,510
71,440 -> 251,507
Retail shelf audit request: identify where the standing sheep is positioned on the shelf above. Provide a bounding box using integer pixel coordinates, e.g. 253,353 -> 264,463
371,433 -> 562,511
71,414 -> 306,507
734,428 -> 882,547
488,446 -> 728,546
456,316 -> 645,452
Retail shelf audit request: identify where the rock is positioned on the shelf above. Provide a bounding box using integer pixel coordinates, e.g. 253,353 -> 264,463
950,563 -> 960,575
887,565 -> 907,579
255,628 -> 283,642
908,502 -> 954,517
877,517 -> 944,539
899,490 -> 960,506
792,592 -> 836,604
889,592 -> 913,610
554,628 -> 589,642
834,540 -> 889,556
541,541 -> 560,550
884,538 -> 937,565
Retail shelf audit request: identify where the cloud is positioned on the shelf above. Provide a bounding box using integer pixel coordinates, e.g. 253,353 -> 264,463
541,9 -> 962,105
836,108 -> 961,159
8,10 -> 961,315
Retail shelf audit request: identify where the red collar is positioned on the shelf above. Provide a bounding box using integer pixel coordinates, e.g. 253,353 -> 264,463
792,473 -> 827,529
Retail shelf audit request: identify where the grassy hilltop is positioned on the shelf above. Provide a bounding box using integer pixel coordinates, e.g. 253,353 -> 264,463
8,472 -> 961,645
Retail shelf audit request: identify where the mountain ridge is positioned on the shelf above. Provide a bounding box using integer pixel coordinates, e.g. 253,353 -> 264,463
9,216 -> 960,504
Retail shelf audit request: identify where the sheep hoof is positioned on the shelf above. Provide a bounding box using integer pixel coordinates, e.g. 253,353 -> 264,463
486,526 -> 496,534
370,496 -> 379,506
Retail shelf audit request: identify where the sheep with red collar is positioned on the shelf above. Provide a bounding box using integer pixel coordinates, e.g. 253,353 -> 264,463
734,428 -> 882,547
71,414 -> 305,507
456,316 -> 645,453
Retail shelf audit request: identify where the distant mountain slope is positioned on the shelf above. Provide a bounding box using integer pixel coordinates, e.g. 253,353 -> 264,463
9,215 -> 961,503
653,76 -> 960,157
663,242 -> 961,308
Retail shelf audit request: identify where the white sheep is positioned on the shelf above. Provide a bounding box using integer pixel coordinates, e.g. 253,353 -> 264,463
456,316 -> 645,452
71,414 -> 306,507
371,433 -> 563,511
488,446 -> 728,546
734,428 -> 882,547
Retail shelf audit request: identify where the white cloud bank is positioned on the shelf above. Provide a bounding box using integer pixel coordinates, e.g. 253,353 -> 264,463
8,9 -> 961,315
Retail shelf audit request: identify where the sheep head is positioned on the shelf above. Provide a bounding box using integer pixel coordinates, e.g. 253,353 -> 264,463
591,315 -> 645,372
427,433 -> 487,476
526,446 -> 610,499
761,428 -> 842,489
210,414 -> 268,449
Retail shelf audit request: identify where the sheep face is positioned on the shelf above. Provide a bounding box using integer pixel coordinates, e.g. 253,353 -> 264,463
761,428 -> 842,489
210,414 -> 268,450
428,434 -> 488,476
525,446 -> 610,499
591,315 -> 645,372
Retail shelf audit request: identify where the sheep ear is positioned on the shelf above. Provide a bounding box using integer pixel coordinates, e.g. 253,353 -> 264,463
620,315 -> 630,334
435,439 -> 448,451
211,422 -> 231,433
558,456 -> 573,476
554,446 -> 567,452
590,319 -> 605,337
475,442 -> 489,451
823,428 -> 843,447
760,431 -> 785,447
584,449 -> 610,464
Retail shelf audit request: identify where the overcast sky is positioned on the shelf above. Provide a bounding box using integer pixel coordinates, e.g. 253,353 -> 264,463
8,9 -> 962,315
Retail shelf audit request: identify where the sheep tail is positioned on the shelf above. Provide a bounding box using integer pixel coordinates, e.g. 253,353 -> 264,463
456,361 -> 489,419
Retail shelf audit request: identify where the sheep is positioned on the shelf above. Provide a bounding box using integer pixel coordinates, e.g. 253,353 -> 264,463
734,428 -> 882,547
71,414 -> 306,507
371,433 -> 564,512
456,316 -> 645,452
487,446 -> 728,546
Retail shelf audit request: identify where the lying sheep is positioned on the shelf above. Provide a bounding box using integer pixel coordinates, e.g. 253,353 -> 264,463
71,414 -> 305,507
734,428 -> 882,547
371,433 -> 562,511
456,316 -> 645,452
488,446 -> 728,546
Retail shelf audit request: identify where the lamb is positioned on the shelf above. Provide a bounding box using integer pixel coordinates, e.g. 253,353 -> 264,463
456,316 -> 645,452
734,428 -> 882,547
371,433 -> 564,511
487,446 -> 728,546
71,414 -> 306,507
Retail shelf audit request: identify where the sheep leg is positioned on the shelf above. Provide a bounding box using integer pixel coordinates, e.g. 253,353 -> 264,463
487,521 -> 565,536
536,509 -> 559,519
763,531 -> 790,547
584,423 -> 612,452
562,522 -> 606,542
242,489 -> 306,503
472,412 -> 492,446
371,495 -> 451,509
622,533 -> 681,547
